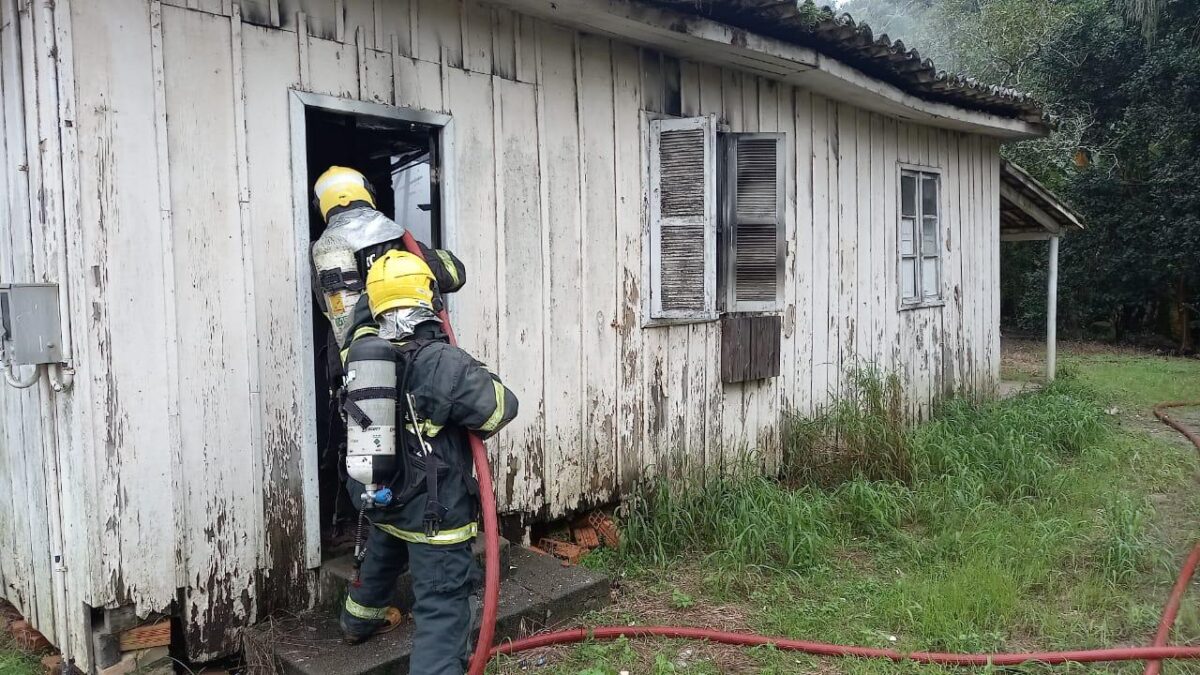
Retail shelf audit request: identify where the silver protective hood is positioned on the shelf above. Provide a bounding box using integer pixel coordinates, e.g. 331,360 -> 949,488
323,205 -> 406,252
378,306 -> 441,342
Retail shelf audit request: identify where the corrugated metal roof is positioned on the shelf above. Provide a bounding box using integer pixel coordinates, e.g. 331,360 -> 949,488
646,0 -> 1046,125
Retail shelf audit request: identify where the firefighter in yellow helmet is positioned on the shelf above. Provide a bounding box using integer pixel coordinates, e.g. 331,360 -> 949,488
310,165 -> 465,351
339,250 -> 518,675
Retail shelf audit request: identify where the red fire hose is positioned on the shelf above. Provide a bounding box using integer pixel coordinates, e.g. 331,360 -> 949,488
401,233 -> 501,675
1143,402 -> 1200,675
405,234 -> 1200,674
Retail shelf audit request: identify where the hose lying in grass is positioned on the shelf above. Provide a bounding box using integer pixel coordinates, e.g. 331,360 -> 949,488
493,627 -> 1200,666
1142,401 -> 1200,675
418,221 -> 1200,675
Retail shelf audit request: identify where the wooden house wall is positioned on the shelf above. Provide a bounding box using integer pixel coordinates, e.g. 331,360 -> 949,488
0,0 -> 1000,666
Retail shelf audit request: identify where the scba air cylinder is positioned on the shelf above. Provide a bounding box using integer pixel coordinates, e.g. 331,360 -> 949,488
311,231 -> 361,350
343,335 -> 398,503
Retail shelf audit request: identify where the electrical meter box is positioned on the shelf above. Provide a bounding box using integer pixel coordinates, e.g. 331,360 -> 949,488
0,284 -> 63,365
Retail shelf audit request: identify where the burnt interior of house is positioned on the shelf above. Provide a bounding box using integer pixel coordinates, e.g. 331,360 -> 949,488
304,107 -> 442,557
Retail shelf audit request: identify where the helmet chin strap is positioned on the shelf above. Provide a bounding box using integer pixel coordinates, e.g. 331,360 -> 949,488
378,306 -> 440,341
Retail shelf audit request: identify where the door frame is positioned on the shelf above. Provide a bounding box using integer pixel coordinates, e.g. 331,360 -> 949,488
288,90 -> 456,567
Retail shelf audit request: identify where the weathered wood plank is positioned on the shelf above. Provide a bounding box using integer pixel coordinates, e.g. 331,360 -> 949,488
855,105 -> 871,371
377,0 -> 413,57
361,43 -> 393,104
0,0 -> 38,623
757,77 -> 781,473
793,88 -> 814,418
966,132 -> 980,397
536,24 -> 583,515
778,84 -> 798,414
611,42 -> 645,492
42,0 -> 95,657
883,117 -> 899,390
14,0 -> 61,639
68,0 -> 179,622
299,0 -> 338,40
445,67 -> 498,378
990,139 -> 1001,393
696,63 -> 723,476
445,66 -> 499,513
493,76 -> 545,513
491,7 -> 517,80
809,95 -> 831,412
676,60 -> 704,481
577,34 -> 619,503
825,98 -> 842,405
240,21 -> 316,612
938,129 -> 960,396
161,6 -> 258,659
514,14 -> 537,84
392,46 -> 443,111
836,103 -> 857,392
462,1 -> 493,75
869,114 -> 887,372
896,122 -> 916,416
416,0 -> 462,69
343,0 -> 376,49
307,34 -> 357,98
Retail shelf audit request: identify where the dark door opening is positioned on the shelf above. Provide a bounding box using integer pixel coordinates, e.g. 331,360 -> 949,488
304,106 -> 443,558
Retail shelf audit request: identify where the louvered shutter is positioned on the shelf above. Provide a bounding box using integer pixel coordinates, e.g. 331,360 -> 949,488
725,133 -> 785,312
649,115 -> 717,320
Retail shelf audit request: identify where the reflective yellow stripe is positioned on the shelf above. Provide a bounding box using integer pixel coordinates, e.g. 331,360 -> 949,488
435,250 -> 460,286
340,326 -> 381,364
375,521 -> 478,545
406,420 -> 444,438
344,596 -> 390,621
479,380 -> 506,433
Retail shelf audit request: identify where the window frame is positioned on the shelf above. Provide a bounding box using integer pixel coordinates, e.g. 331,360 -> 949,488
719,132 -> 787,314
643,112 -> 719,326
897,163 -> 945,311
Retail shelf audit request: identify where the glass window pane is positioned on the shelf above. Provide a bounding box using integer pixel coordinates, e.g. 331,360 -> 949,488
901,174 -> 917,217
922,256 -> 939,298
901,257 -> 917,300
921,174 -> 938,217
900,217 -> 916,256
392,158 -> 433,245
922,216 -> 938,254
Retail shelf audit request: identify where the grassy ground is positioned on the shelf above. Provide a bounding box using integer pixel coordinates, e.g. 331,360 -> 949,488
492,347 -> 1200,674
0,632 -> 39,675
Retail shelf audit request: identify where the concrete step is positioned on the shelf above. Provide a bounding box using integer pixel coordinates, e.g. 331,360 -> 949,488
260,547 -> 611,675
316,537 -> 513,611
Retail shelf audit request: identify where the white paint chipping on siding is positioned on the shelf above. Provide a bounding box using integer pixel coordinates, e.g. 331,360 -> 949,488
0,0 -> 1005,667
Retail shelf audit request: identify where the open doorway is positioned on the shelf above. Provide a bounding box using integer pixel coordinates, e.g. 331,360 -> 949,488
295,95 -> 449,559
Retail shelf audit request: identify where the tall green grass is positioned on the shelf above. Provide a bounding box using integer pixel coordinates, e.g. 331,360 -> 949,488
618,374 -> 1123,584
528,356 -> 1200,675
782,367 -> 910,486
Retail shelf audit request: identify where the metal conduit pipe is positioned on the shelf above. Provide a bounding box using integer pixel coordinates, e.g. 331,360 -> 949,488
4,359 -> 41,389
408,218 -> 1200,674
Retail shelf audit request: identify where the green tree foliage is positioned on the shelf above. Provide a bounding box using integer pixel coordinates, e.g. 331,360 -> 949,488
839,0 -> 1200,349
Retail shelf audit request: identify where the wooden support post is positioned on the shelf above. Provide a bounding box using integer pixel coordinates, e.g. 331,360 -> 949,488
1046,235 -> 1059,381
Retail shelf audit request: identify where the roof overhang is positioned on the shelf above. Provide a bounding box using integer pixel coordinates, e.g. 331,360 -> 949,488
999,160 -> 1085,241
484,0 -> 1047,139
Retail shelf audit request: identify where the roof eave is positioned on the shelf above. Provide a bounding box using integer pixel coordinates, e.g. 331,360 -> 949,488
485,0 -> 1047,138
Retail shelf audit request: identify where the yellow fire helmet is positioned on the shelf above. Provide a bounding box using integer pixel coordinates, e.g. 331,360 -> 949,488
313,165 -> 376,220
366,250 -> 437,316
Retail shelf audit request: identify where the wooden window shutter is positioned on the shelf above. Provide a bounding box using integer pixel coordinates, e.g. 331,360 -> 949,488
725,133 -> 785,312
649,115 -> 717,320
